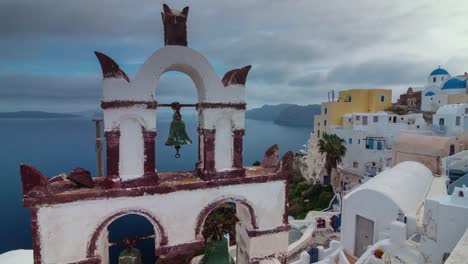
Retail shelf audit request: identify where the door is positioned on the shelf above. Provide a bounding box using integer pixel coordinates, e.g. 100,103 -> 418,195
355,215 -> 374,257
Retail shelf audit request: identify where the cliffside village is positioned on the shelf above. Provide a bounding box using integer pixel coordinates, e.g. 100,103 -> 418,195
293,67 -> 468,263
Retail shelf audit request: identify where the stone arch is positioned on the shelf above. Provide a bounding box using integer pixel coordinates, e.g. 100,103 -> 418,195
194,196 -> 258,240
132,46 -> 228,103
87,209 -> 168,259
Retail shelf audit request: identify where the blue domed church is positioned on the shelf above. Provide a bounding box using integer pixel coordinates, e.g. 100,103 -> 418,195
421,67 -> 468,112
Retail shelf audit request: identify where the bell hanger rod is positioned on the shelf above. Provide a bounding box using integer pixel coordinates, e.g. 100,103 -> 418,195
157,102 -> 197,109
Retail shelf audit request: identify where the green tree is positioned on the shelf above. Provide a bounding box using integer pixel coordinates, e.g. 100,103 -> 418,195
318,133 -> 347,188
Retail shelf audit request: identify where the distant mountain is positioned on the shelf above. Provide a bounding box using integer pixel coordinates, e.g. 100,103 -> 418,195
0,111 -> 79,119
246,104 -> 321,127
245,104 -> 295,121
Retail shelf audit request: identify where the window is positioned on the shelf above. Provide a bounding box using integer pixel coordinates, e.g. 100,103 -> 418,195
389,116 -> 392,121
324,108 -> 328,114
465,108 -> 468,114
442,77 -> 444,81
317,130 -> 320,138
380,95 -> 385,102
456,116 -> 461,126
353,162 -> 358,168
349,138 -> 352,144
459,191 -> 465,197
450,144 -> 455,155
439,118 -> 445,126
433,77 -> 436,82
373,116 -> 378,123
358,139 -> 361,144
348,96 -> 352,102
318,122 -> 320,126
363,116 -> 368,125
356,115 -> 360,121
324,120 -> 327,126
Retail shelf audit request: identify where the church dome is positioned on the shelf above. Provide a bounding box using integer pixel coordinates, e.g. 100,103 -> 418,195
430,67 -> 449,76
441,77 -> 467,90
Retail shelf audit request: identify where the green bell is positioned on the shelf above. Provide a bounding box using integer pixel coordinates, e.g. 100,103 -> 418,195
165,111 -> 192,158
201,236 -> 234,264
119,239 -> 142,264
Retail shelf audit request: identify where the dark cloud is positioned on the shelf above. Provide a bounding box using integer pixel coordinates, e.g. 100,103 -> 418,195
326,60 -> 435,86
289,73 -> 325,87
1,0 -> 468,111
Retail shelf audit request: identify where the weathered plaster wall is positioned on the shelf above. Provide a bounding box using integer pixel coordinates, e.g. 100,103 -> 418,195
419,188 -> 468,264
37,181 -> 286,263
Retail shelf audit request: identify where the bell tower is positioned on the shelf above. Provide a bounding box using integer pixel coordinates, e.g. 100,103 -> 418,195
20,4 -> 292,264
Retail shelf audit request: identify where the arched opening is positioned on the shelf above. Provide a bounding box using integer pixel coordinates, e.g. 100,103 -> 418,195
107,214 -> 156,264
192,197 -> 258,264
155,72 -> 199,172
87,210 -> 167,264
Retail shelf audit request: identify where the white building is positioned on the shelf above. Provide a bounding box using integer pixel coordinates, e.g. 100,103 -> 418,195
421,68 -> 468,112
331,112 -> 430,178
419,185 -> 468,263
432,103 -> 468,136
341,162 -> 445,257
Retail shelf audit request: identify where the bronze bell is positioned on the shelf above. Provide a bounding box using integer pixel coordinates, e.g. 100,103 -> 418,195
165,110 -> 192,158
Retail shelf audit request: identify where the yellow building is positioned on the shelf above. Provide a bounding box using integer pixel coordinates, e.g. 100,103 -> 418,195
324,89 -> 392,127
304,89 -> 392,183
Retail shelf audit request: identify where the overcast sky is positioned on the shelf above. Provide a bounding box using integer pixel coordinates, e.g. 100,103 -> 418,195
2,0 -> 468,112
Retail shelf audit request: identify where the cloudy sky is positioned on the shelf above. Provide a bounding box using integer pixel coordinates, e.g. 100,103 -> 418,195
2,0 -> 468,112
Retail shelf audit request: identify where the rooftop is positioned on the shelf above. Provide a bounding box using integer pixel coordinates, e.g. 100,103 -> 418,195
345,161 -> 434,214
442,77 -> 467,90
430,67 -> 449,76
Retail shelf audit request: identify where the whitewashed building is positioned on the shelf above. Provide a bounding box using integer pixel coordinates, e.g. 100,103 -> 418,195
432,103 -> 468,136
421,68 -> 468,112
331,112 -> 430,178
419,185 -> 468,263
341,162 -> 444,257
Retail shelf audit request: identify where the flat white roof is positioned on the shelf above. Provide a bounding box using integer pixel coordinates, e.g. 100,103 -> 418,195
436,104 -> 467,115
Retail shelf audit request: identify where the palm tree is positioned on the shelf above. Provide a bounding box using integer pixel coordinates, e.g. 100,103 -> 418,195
318,132 -> 347,188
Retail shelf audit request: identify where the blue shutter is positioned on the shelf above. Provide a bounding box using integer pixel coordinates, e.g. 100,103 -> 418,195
377,141 -> 383,150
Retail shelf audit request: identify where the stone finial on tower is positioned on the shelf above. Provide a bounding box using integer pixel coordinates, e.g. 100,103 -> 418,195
161,4 -> 189,46
20,164 -> 52,197
222,65 -> 252,87
94,51 -> 130,82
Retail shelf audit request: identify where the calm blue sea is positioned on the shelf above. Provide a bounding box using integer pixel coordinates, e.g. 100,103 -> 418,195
0,115 -> 310,262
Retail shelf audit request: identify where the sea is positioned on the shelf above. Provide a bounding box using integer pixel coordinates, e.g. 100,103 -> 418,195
0,114 -> 311,263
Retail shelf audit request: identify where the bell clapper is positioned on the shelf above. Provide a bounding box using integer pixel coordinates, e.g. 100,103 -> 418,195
175,146 -> 181,158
